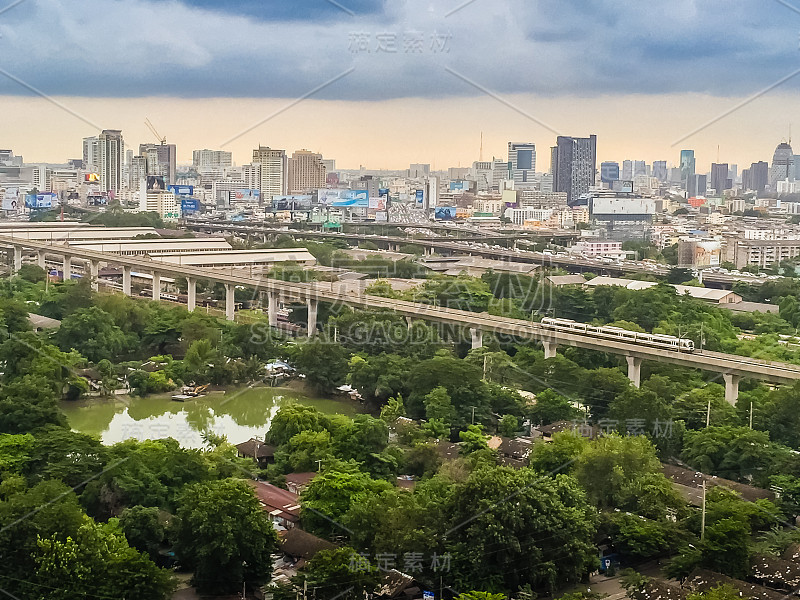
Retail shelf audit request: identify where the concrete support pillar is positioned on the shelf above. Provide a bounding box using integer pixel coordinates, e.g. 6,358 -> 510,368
152,273 -> 161,301
63,256 -> 72,281
122,266 -> 132,296
626,355 -> 643,388
406,316 -> 413,330
543,341 -> 558,359
37,251 -> 46,269
89,260 -> 99,292
268,292 -> 278,327
306,299 -> 318,337
12,246 -> 21,273
186,277 -> 196,312
723,373 -> 741,406
225,283 -> 235,321
470,327 -> 483,350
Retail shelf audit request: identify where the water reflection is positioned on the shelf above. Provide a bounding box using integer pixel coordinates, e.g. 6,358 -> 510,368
61,387 -> 361,449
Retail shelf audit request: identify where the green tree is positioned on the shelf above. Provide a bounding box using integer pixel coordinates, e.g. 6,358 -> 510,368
268,405 -> 331,446
55,306 -> 134,362
528,389 -> 581,426
292,339 -> 350,393
16,263 -> 46,283
119,505 -> 166,561
700,517 -> 751,578
174,478 -> 279,594
424,386 -> 456,425
298,547 -> 380,600
498,414 -> 519,437
35,516 -> 175,600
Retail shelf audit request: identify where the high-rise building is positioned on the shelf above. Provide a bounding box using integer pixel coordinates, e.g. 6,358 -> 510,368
600,161 -> 620,184
633,160 -> 648,177
687,174 -> 707,197
742,161 -> 768,194
507,142 -> 536,187
193,149 -> 233,169
130,155 -> 147,190
711,163 -> 730,194
408,163 -> 430,178
139,143 -> 177,184
252,146 -> 287,197
652,161 -> 668,181
770,142 -> 794,187
729,164 -> 738,184
241,164 -> 261,190
492,158 -> 511,190
83,136 -> 100,172
471,161 -> 493,192
621,160 -> 633,181
287,150 -> 327,193
99,129 -> 124,194
680,150 -> 696,186
321,159 -> 336,174
551,134 -> 597,203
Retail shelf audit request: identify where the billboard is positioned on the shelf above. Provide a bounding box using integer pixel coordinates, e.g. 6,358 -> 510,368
375,211 -> 388,222
415,189 -> 425,207
181,198 -> 200,213
369,196 -> 387,210
591,197 -> 656,216
450,180 -> 470,191
147,176 -> 166,191
272,195 -> 313,211
234,189 -> 260,203
25,192 -> 58,209
168,185 -> 194,196
2,187 -> 19,211
329,189 -> 369,208
435,206 -> 457,221
379,188 -> 389,199
216,190 -> 232,208
84,173 -> 100,182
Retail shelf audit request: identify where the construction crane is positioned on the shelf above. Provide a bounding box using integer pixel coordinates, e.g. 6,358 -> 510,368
144,118 -> 167,145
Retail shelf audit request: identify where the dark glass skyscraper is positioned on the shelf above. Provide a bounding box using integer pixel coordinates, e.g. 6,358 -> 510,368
551,134 -> 597,203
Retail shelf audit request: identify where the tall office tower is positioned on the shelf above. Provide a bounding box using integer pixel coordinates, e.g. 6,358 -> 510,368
600,161 -> 620,185
742,161 -> 768,193
130,155 -> 147,190
83,136 -> 100,172
551,134 -> 597,203
471,161 -> 493,192
680,150 -> 696,186
98,129 -> 124,194
710,163 -> 731,194
492,158 -> 511,190
633,160 -> 647,177
507,142 -> 537,187
652,161 -> 668,181
621,160 -> 633,181
192,149 -> 233,169
770,142 -> 794,187
687,174 -> 707,197
408,163 -> 431,178
139,143 -> 177,184
287,150 -> 327,193
252,146 -> 287,197
729,164 -> 738,184
241,163 -> 261,190
321,159 -> 336,173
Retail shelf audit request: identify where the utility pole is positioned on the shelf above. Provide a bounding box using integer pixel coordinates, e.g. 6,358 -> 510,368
750,401 -> 754,429
700,480 -> 707,541
471,406 -> 476,425
706,399 -> 711,427
315,459 -> 323,472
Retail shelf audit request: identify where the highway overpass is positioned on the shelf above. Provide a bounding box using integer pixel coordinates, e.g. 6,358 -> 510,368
4,235 -> 796,404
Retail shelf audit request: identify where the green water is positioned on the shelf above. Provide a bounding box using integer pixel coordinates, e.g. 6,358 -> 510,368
60,387 -> 363,449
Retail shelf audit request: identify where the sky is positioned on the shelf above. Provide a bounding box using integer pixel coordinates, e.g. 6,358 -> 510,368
3,0 -> 800,171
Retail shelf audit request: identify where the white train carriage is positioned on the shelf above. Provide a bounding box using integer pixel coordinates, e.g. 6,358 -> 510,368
540,318 -> 694,353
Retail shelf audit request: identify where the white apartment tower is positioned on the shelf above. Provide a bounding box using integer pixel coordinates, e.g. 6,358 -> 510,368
82,136 -> 100,172
193,149 -> 233,169
287,150 -> 327,193
99,129 -> 124,194
252,146 -> 287,197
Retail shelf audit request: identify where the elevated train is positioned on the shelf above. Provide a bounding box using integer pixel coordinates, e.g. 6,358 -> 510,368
540,317 -> 695,353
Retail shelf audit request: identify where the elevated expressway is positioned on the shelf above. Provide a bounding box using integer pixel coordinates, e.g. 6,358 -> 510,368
4,235 -> 797,404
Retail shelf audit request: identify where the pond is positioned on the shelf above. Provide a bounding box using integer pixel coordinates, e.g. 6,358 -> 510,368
60,386 -> 364,449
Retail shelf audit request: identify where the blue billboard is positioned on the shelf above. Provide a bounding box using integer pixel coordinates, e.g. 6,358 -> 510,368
272,195 -> 313,210
450,180 -> 470,191
25,193 -> 57,209
181,198 -> 200,213
234,189 -> 260,202
168,185 -> 194,196
415,189 -> 425,207
379,188 -> 390,199
435,207 -> 457,221
331,189 -> 369,208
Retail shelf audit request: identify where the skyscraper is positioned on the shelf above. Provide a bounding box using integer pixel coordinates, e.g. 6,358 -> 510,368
633,160 -> 647,177
83,136 -> 100,172
652,161 -> 667,182
770,142 -> 794,187
711,163 -> 730,194
139,143 -> 177,184
252,146 -> 287,197
621,160 -> 633,181
98,129 -> 124,194
507,142 -> 536,187
680,150 -> 696,186
600,161 -> 620,185
193,149 -> 233,169
287,150 -> 327,193
551,135 -> 597,203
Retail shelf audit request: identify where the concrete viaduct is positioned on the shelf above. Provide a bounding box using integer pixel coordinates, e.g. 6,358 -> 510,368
4,235 -> 799,404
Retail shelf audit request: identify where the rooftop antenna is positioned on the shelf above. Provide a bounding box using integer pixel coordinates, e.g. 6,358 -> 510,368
480,132 -> 484,162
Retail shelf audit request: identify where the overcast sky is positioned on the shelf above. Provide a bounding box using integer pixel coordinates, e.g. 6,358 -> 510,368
3,0 -> 800,170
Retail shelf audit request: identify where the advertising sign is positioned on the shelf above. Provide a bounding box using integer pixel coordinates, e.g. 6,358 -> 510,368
272,195 -> 313,211
329,189 -> 369,208
449,180 -> 470,191
147,175 -> 166,191
369,196 -> 387,210
379,188 -> 390,199
168,185 -> 194,196
435,206 -> 457,221
84,173 -> 100,182
2,187 -> 19,210
415,189 -> 425,207
24,192 -> 58,209
181,198 -> 200,213
375,211 -> 388,222
234,189 -> 260,203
